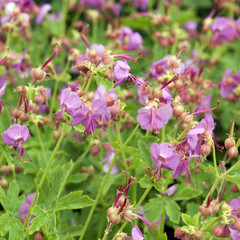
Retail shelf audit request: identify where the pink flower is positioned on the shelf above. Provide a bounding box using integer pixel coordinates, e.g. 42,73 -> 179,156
150,142 -> 181,178
131,225 -> 144,240
194,95 -> 212,116
52,89 -> 82,128
2,124 -> 30,160
19,193 -> 36,221
71,99 -> 106,135
137,103 -> 172,133
114,59 -> 147,89
36,4 -> 51,24
102,150 -> 118,175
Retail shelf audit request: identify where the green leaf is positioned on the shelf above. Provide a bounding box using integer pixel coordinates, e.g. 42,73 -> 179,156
67,173 -> 88,184
103,174 -> 124,195
173,184 -> 202,201
121,145 -> 140,156
73,124 -> 85,133
144,197 -> 166,221
55,191 -> 94,211
226,174 -> 240,188
3,150 -> 13,166
37,162 -> 74,209
181,213 -> 193,226
121,16 -> 152,29
29,205 -> 58,239
5,180 -> 25,216
138,137 -> 157,168
165,199 -> 180,224
197,163 -> 216,175
159,233 -> 168,240
0,108 -> 11,133
107,125 -> 116,142
0,213 -> 24,240
51,162 -> 74,198
139,176 -> 153,189
201,216 -> 219,230
0,187 -> 6,209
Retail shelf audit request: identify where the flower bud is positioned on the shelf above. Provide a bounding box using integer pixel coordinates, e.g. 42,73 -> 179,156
102,50 -> 114,65
53,130 -> 62,140
222,226 -> 231,237
0,178 -> 8,188
77,88 -> 85,97
76,61 -> 89,73
104,142 -> 113,151
30,68 -> 46,82
88,49 -> 97,59
110,104 -> 121,116
34,94 -> 45,105
114,233 -> 128,240
225,137 -> 236,150
221,203 -> 233,213
105,96 -> 114,107
182,235 -> 193,240
228,147 -> 238,158
107,206 -> 121,224
91,145 -> 101,156
174,228 -> 184,239
181,112 -> 193,124
11,108 -> 21,119
1,165 -> 11,175
15,166 -> 21,174
209,200 -> 220,215
213,225 -> 224,237
123,206 -> 135,222
173,104 -> 184,117
199,205 -> 211,217
199,143 -> 211,156
192,230 -> 204,240
34,232 -> 43,240
152,88 -> 162,99
19,112 -> 29,123
231,184 -> 239,193
28,103 -> 37,113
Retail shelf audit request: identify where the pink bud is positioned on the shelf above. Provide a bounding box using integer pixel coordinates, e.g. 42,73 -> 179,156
228,147 -> 238,158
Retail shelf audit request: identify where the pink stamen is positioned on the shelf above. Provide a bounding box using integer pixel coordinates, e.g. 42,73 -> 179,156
113,52 -> 141,62
41,43 -> 60,70
193,100 -> 220,116
180,84 -> 187,103
161,74 -> 178,90
81,34 -> 91,49
135,214 -> 157,230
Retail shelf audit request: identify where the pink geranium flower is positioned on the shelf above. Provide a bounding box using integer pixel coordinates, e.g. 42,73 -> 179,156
2,124 -> 30,161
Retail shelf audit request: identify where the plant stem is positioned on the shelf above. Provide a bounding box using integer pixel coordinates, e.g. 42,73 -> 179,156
79,152 -> 119,240
123,124 -> 139,147
35,124 -> 48,166
72,143 -> 92,172
159,210 -> 166,236
23,129 -> 66,235
226,157 -> 240,174
0,153 -> 4,167
211,139 -> 218,174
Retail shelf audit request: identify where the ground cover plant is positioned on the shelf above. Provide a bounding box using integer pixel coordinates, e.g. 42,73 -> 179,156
0,0 -> 240,239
